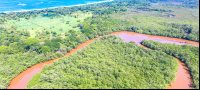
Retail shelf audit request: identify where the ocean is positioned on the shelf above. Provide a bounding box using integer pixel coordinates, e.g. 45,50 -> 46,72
0,0 -> 112,13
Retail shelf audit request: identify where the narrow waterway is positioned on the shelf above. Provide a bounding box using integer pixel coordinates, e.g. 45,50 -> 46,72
140,45 -> 193,89
7,31 -> 199,89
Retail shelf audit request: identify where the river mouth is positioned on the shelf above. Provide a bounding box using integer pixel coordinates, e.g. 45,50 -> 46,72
7,31 -> 199,89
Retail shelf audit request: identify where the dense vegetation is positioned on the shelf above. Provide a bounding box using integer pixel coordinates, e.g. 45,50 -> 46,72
0,0 -> 198,23
141,40 -> 199,89
0,51 -> 59,89
159,0 -> 199,8
0,26 -> 89,55
0,0 -> 199,89
81,15 -> 199,41
26,35 -> 178,89
0,27 -> 30,54
0,27 -> 90,88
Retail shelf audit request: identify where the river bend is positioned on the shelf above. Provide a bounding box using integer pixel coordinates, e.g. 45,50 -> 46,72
7,31 -> 199,89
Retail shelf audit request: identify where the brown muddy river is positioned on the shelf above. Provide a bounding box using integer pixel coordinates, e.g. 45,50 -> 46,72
7,31 -> 199,89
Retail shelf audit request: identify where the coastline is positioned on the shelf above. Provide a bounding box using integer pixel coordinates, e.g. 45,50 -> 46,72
3,0 -> 114,14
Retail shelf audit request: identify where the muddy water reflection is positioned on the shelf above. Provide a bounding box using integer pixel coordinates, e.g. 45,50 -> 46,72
7,39 -> 95,89
110,31 -> 199,47
166,60 -> 193,89
7,58 -> 58,89
7,31 -> 199,89
111,31 -> 197,89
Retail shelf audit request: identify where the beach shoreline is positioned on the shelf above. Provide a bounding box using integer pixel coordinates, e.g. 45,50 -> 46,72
3,0 -> 114,14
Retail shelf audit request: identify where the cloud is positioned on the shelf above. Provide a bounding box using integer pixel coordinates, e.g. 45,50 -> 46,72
36,2 -> 44,4
17,4 -> 27,6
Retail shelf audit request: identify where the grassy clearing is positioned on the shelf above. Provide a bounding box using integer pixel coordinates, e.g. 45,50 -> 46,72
108,4 -> 199,42
112,14 -> 199,31
152,3 -> 199,22
5,12 -> 92,37
112,3 -> 199,24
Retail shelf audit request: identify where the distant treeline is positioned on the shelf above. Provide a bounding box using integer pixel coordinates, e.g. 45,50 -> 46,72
136,6 -> 172,12
0,15 -> 198,55
0,27 -> 89,55
159,0 -> 199,8
80,15 -> 199,41
0,0 -> 198,24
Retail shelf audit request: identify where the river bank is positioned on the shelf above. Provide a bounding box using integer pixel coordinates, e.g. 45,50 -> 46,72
7,31 -> 199,89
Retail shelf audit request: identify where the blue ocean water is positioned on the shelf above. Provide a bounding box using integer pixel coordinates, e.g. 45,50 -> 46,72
0,0 -> 110,12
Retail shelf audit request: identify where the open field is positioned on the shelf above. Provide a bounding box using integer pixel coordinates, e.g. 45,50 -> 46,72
5,11 -> 92,37
107,3 -> 199,42
113,2 -> 199,23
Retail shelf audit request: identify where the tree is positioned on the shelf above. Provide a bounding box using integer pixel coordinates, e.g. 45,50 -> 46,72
66,21 -> 70,24
24,38 -> 40,49
77,20 -> 81,22
51,37 -> 62,43
52,31 -> 57,36
46,31 -> 50,34
55,51 -> 63,57
65,42 -> 71,47
44,39 -> 52,47
0,45 -> 12,54
40,46 -> 51,54
52,42 -> 60,49
1,40 -> 10,46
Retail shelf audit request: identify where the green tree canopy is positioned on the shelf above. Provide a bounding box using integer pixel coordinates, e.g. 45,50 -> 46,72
51,37 -> 62,43
40,46 -> 51,54
0,45 -> 12,54
24,38 -> 40,49
52,42 -> 60,49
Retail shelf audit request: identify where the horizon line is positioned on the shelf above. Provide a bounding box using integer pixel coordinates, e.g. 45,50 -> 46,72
2,0 -> 114,14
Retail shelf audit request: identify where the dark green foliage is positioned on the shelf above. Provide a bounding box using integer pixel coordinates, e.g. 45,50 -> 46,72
24,38 -> 40,49
0,46 -> 13,54
0,27 -> 29,46
26,35 -> 178,89
66,21 -> 70,24
0,0 -> 198,89
55,51 -> 64,58
61,30 -> 89,48
81,17 -> 122,38
44,40 -> 59,52
0,27 -> 29,54
0,52 -> 57,89
46,31 -> 50,34
141,40 -> 199,89
52,42 -> 60,50
52,31 -> 57,36
40,46 -> 51,54
77,20 -> 81,22
81,15 -> 199,41
51,37 -> 62,43
159,0 -> 199,8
